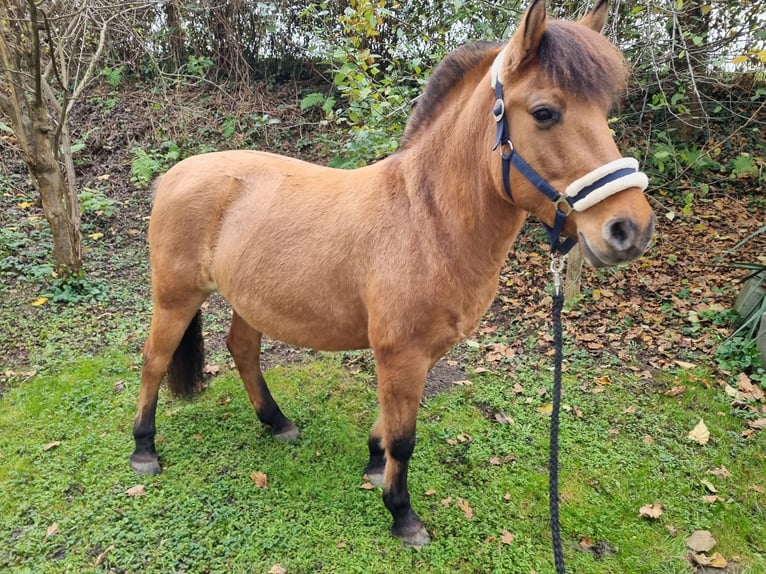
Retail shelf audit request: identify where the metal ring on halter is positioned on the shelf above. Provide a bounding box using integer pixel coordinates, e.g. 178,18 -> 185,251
500,140 -> 513,158
552,195 -> 573,216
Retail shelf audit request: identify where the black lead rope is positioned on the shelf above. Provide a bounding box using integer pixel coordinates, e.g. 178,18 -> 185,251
549,257 -> 567,574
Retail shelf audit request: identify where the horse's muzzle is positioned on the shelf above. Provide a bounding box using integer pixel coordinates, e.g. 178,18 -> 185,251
580,212 -> 656,267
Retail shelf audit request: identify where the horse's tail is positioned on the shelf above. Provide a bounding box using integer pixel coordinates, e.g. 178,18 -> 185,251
166,310 -> 204,398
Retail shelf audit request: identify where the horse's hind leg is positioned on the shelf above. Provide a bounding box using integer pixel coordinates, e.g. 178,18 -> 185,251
131,297 -> 206,475
226,311 -> 299,440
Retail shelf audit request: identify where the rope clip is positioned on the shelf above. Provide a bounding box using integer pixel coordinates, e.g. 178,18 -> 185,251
550,255 -> 566,297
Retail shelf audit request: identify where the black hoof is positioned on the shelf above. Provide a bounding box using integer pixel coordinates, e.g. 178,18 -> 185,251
130,452 -> 161,475
391,510 -> 431,546
273,421 -> 300,441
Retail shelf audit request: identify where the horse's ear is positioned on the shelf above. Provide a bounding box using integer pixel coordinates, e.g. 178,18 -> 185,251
580,0 -> 608,33
506,0 -> 548,70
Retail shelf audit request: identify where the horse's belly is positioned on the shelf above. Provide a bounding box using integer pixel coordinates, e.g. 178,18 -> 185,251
223,288 -> 371,352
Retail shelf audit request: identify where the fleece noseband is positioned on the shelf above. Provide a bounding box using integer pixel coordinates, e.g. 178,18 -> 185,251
490,47 -> 649,255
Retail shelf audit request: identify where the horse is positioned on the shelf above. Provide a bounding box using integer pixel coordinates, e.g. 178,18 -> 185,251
130,0 -> 655,546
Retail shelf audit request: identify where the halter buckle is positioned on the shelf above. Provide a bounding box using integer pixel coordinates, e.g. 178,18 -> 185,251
493,98 -> 505,122
552,195 -> 573,216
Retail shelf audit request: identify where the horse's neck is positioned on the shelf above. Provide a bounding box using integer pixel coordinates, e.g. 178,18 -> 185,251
393,92 -> 525,272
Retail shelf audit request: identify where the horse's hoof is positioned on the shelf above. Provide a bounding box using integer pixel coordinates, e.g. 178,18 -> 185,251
130,453 -> 162,475
392,523 -> 431,547
273,422 -> 300,442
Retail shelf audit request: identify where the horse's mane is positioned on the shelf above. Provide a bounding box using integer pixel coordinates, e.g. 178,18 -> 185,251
400,41 -> 499,149
399,20 -> 628,148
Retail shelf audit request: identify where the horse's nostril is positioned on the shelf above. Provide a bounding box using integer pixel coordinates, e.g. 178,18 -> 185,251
604,217 -> 637,250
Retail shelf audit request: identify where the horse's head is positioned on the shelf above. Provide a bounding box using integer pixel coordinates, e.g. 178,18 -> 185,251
492,0 -> 655,267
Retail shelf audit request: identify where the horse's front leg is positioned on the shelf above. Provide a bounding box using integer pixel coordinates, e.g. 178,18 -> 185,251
373,347 -> 431,546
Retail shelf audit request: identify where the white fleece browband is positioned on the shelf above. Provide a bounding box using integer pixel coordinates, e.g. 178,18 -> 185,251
565,158 -> 649,212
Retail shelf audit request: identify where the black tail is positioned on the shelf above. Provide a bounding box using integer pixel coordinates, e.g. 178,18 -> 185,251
166,310 -> 204,398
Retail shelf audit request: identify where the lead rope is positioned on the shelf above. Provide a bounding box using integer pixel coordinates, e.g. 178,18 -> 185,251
549,256 -> 567,574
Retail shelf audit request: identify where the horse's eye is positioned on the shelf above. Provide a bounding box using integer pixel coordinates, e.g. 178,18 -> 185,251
531,107 -> 559,124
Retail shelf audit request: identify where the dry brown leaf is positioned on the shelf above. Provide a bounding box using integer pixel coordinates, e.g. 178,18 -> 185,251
664,385 -> 686,397
126,484 -> 146,497
685,530 -> 716,552
93,544 -> 115,567
489,456 -> 502,466
424,488 -> 437,496
579,536 -> 594,550
359,481 -> 375,490
456,498 -> 474,519
494,412 -> 514,424
452,379 -> 473,386
501,530 -> 514,545
674,360 -> 695,369
748,418 -> 766,430
203,364 -> 221,375
688,419 -> 710,445
512,383 -> 524,394
643,435 -> 655,444
269,564 -> 287,574
707,466 -> 732,479
441,496 -> 453,507
43,441 -> 61,451
702,495 -> 720,504
251,471 -> 268,489
700,479 -> 718,493
46,523 -> 59,538
691,552 -> 728,569
638,503 -> 663,519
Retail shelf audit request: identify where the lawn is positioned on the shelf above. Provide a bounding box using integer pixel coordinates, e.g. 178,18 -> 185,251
1,339 -> 764,573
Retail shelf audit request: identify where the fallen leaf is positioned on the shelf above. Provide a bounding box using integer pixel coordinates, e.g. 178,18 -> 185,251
494,412 -> 514,424
43,441 -> 61,451
538,403 -> 553,415
501,529 -> 514,544
251,471 -> 268,488
595,375 -> 612,385
452,379 -> 473,386
359,481 -> 375,490
88,232 -> 104,240
688,419 -> 710,445
638,503 -> 663,519
193,434 -> 204,440
269,564 -> 287,574
93,544 -> 114,567
456,498 -> 474,519
489,456 -> 502,466
702,495 -> 720,504
691,552 -> 728,568
31,297 -> 49,307
46,523 -> 59,538
664,385 -> 686,397
674,360 -> 695,369
126,484 -> 146,497
748,418 -> 766,430
203,364 -> 221,376
707,466 -> 732,479
700,479 -> 718,493
424,488 -> 437,496
512,383 -> 524,394
441,496 -> 452,507
579,536 -> 594,550
685,530 -> 716,552
643,435 -> 655,444
336,541 -> 346,549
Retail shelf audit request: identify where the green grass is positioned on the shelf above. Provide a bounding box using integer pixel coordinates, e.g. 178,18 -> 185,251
1,349 -> 764,573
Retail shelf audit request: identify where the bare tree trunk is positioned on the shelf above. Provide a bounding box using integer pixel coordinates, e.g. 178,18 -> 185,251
29,102 -> 82,276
